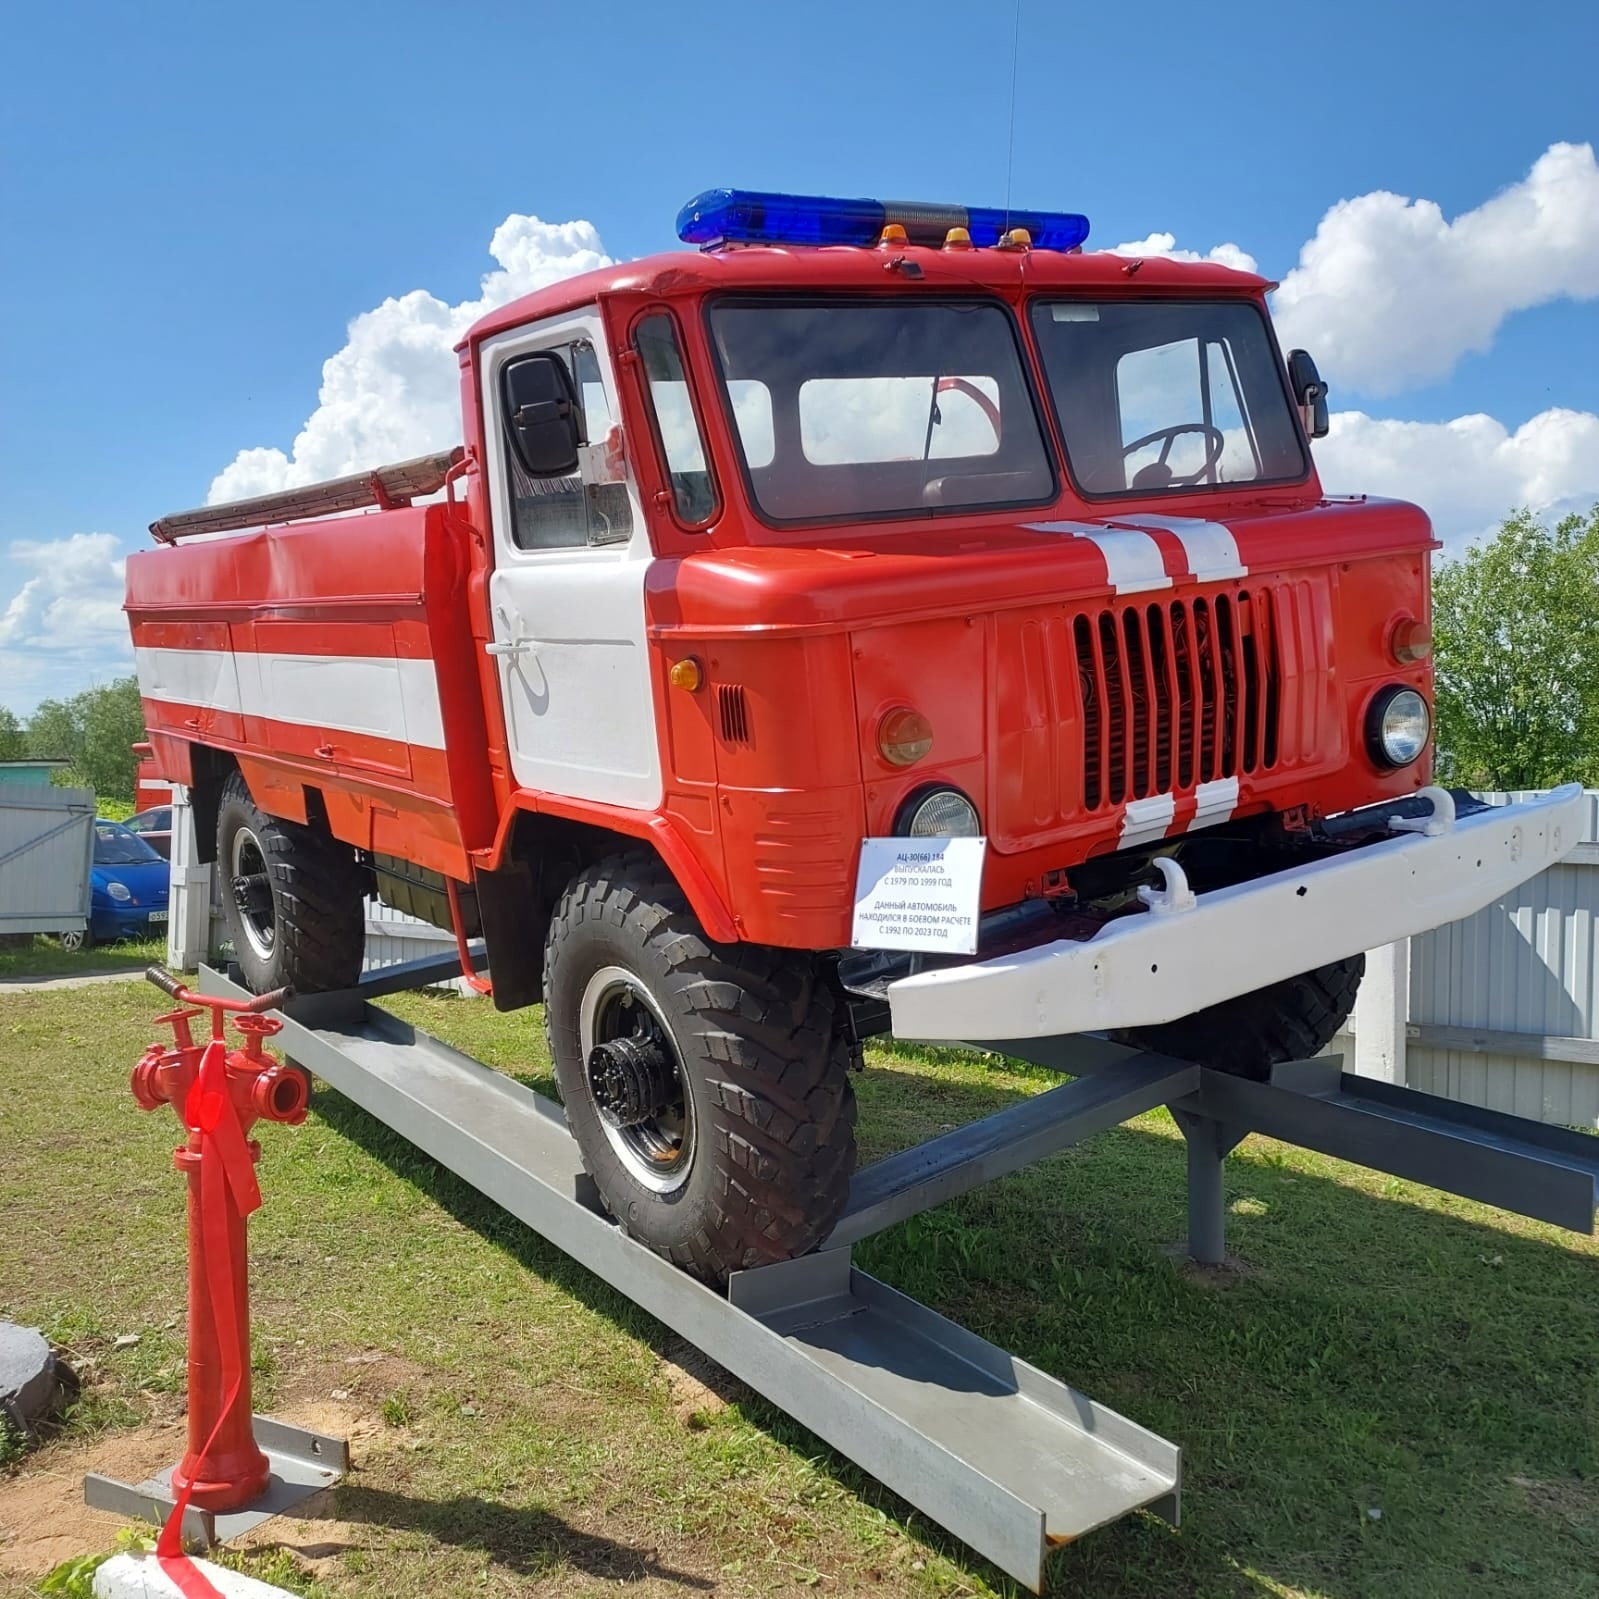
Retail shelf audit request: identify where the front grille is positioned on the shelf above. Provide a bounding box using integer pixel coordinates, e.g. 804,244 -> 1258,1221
1074,590 -> 1280,810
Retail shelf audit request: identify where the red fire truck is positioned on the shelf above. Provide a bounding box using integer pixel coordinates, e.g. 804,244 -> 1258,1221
126,189 -> 1582,1282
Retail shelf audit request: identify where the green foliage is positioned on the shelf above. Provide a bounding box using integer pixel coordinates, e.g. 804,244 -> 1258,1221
1432,504 -> 1599,789
24,677 -> 146,802
0,705 -> 24,761
39,1529 -> 153,1598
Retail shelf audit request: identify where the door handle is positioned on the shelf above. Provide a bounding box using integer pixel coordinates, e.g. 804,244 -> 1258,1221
485,637 -> 534,658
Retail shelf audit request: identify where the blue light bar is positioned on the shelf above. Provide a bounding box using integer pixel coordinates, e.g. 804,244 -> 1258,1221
676,188 -> 1091,252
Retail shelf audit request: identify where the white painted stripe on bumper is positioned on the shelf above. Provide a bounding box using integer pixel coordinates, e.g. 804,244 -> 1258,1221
1120,793 -> 1176,847
134,647 -> 447,749
1187,776 -> 1239,832
887,785 -> 1587,1042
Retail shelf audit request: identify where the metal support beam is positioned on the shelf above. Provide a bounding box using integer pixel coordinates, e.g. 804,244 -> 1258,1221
1170,1111 -> 1248,1266
828,1054 -> 1198,1248
1171,1057 -> 1599,1234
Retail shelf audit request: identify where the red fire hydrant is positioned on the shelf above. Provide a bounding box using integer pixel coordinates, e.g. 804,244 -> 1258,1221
132,967 -> 307,1513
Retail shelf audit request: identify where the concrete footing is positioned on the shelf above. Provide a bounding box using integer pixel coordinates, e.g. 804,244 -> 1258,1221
93,1551 -> 299,1599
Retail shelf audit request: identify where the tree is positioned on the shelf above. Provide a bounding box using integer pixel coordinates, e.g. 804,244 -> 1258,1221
24,697 -> 85,769
0,706 -> 23,761
23,677 -> 146,801
1432,505 -> 1599,790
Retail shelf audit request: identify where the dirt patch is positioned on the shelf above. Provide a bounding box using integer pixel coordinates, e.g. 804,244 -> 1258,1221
0,1417 -> 182,1580
1169,1246 -> 1262,1287
656,1337 -> 747,1429
0,1371 -> 379,1587
1509,1473 -> 1599,1528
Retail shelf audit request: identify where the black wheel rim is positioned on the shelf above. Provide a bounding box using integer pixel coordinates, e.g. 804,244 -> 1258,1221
579,967 -> 694,1192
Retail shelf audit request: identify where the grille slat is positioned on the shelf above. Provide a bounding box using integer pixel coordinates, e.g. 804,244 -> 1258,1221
1073,588 -> 1281,812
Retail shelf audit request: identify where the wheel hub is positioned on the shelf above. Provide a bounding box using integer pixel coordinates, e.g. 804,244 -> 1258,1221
231,873 -> 272,921
587,1035 -> 677,1128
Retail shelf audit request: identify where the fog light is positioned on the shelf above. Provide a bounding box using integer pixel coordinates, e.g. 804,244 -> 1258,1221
898,787 -> 981,838
1368,686 -> 1430,768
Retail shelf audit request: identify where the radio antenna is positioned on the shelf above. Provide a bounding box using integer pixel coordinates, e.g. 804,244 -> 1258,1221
1003,0 -> 1022,226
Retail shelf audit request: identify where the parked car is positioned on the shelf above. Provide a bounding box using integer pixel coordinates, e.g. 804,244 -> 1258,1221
57,820 -> 170,951
123,804 -> 173,859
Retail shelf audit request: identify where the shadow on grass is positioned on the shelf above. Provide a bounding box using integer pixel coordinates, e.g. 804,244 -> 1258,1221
269,1483 -> 714,1587
305,1045 -> 1599,1599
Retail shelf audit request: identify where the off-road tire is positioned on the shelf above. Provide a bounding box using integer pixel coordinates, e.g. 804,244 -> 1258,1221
543,851 -> 857,1283
1120,954 -> 1365,1081
216,772 -> 365,994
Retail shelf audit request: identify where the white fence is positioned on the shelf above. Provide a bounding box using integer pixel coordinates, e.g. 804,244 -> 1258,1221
1345,790 -> 1599,1131
166,787 -> 473,993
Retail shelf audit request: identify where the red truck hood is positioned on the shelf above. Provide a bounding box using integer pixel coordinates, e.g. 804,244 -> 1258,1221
649,497 -> 1436,634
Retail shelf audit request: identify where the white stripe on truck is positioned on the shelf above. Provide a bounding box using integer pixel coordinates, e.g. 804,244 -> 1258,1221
134,646 -> 446,749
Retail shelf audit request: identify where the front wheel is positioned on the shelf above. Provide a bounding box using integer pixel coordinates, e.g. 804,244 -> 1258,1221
543,852 -> 856,1283
58,927 -> 91,954
1120,953 -> 1365,1080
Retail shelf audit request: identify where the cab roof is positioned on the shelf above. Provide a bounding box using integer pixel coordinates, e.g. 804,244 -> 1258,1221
460,245 -> 1273,350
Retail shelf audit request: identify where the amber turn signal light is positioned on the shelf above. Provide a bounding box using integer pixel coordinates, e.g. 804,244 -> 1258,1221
668,657 -> 703,692
1391,617 -> 1432,665
878,706 -> 934,767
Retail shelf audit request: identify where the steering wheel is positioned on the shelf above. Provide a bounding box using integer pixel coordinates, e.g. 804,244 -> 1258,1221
934,376 -> 1002,446
1121,423 -> 1226,487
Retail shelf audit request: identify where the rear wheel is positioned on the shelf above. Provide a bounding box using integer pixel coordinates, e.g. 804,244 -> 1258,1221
216,773 -> 365,994
1121,954 -> 1364,1081
544,852 -> 856,1283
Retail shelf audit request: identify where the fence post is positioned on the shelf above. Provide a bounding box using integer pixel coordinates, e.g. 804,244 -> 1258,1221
166,786 -> 215,970
1353,938 -> 1409,1084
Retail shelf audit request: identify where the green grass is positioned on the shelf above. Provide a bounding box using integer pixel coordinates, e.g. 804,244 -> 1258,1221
0,933 -> 167,983
2,980 -> 1595,1598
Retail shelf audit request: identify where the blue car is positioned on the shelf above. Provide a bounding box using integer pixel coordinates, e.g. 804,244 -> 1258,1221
59,820 -> 171,951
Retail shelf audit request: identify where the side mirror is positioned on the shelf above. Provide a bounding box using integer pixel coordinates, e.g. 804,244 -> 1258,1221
1286,349 -> 1330,440
502,352 -> 583,477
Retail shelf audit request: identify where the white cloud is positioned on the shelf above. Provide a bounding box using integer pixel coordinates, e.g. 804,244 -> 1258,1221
1273,143 -> 1599,395
1111,231 -> 1259,275
1314,406 -> 1599,544
0,533 -> 132,712
207,216 -> 613,502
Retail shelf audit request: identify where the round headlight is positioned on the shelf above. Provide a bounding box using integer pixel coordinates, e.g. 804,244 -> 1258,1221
897,787 -> 981,838
106,880 -> 132,902
1368,686 -> 1431,768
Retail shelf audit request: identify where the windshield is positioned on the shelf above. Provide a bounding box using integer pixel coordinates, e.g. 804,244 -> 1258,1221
94,821 -> 161,866
706,299 -> 1055,524
1029,300 -> 1307,497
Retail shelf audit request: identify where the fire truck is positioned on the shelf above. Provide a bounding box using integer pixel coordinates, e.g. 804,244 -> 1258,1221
125,188 -> 1582,1282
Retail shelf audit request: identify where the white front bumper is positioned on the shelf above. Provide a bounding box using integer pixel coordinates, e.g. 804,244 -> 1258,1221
887,785 -> 1587,1042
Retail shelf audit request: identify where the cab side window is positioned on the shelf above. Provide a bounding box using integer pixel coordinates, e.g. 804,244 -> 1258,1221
635,313 -> 718,525
502,339 -> 633,550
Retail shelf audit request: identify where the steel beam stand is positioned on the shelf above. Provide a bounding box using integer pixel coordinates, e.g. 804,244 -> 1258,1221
184,967 -> 1599,1593
84,1417 -> 348,1548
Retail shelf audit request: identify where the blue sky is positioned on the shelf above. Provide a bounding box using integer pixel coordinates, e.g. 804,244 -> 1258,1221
2,0 -> 1596,712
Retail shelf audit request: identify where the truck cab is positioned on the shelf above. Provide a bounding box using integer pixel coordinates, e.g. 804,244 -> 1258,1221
127,189 -> 1582,1282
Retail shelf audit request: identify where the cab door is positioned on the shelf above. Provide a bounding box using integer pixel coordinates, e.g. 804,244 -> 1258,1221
478,308 -> 662,810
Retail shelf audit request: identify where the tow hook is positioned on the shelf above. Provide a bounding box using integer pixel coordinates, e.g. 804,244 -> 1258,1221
1137,856 -> 1196,918
1390,786 -> 1457,839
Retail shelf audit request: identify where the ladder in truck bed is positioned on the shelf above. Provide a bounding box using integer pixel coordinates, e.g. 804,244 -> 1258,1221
194,955 -> 1599,1592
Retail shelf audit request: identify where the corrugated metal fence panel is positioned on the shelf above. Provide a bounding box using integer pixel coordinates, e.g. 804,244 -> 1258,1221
0,785 -> 95,934
1407,789 -> 1599,1130
363,897 -> 473,995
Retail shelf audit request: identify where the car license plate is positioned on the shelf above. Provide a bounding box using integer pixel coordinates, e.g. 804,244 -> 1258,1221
149,909 -> 168,923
